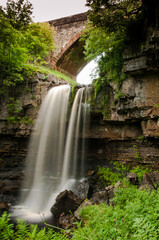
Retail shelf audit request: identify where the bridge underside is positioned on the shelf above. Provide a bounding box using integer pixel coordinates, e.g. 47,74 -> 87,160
55,39 -> 87,80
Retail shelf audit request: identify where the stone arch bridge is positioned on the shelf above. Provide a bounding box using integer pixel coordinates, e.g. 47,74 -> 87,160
49,12 -> 88,79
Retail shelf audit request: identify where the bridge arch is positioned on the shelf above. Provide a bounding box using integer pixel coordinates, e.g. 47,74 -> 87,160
49,12 -> 88,79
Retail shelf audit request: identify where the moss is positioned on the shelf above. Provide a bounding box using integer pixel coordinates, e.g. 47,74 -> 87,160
102,95 -> 111,120
25,64 -> 77,86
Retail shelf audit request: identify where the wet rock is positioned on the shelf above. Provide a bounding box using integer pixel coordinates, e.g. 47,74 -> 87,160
50,190 -> 83,218
127,172 -> 138,185
0,202 -> 10,213
73,179 -> 91,200
90,185 -> 114,205
90,190 -> 108,204
57,214 -> 74,229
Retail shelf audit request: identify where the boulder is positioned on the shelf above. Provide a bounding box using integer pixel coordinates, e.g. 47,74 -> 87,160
139,173 -> 154,191
74,200 -> 93,220
139,171 -> 159,191
57,214 -> 74,229
90,185 -> 115,205
127,172 -> 138,185
146,172 -> 159,188
73,179 -> 91,200
90,190 -> 108,204
50,190 -> 83,218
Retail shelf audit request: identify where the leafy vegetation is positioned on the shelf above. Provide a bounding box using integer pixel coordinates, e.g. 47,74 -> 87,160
73,185 -> 159,240
1,182 -> 159,239
6,97 -> 34,124
33,65 -> 76,86
83,0 -> 157,96
0,0 -> 76,126
97,161 -> 152,186
0,163 -> 158,239
0,212 -> 69,240
97,165 -> 124,186
86,0 -> 145,38
0,0 -> 55,96
81,25 -> 126,88
2,0 -> 33,30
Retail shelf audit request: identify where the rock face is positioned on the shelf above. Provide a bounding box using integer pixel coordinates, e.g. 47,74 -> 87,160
88,29 -> 159,169
50,190 -> 83,218
0,74 -> 68,209
73,179 -> 91,200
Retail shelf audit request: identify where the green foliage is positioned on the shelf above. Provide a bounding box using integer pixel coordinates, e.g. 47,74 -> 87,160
112,161 -> 130,172
93,78 -> 101,99
1,185 -> 159,239
97,161 -> 130,186
0,212 -> 14,240
97,162 -> 152,185
20,116 -> 34,125
130,165 -> 152,182
73,186 -> 159,239
115,89 -> 125,100
7,98 -> 33,125
82,0 -> 150,94
3,0 -> 33,30
138,135 -> 148,143
7,98 -> 22,116
97,166 -> 123,186
34,65 -> 76,86
86,0 -> 143,31
23,22 -> 55,62
0,212 -> 69,240
82,26 -> 126,87
0,15 -> 28,66
0,1 -> 55,93
133,144 -> 143,161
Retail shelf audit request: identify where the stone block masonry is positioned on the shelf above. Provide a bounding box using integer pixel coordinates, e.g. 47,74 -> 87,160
49,12 -> 88,78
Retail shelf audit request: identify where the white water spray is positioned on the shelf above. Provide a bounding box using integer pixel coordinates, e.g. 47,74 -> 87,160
12,85 -> 90,221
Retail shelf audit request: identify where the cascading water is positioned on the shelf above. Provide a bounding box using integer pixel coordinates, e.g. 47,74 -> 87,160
12,84 -> 90,222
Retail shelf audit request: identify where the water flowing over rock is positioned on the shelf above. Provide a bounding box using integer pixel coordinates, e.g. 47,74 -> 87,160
73,179 -> 91,200
11,85 -> 90,222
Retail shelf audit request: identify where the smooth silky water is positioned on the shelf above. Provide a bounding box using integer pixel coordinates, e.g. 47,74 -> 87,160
12,84 -> 90,223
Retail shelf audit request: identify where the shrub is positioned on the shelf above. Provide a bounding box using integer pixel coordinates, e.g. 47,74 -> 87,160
73,186 -> 159,239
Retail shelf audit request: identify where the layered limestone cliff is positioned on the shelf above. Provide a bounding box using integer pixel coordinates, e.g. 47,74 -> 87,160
88,28 -> 159,169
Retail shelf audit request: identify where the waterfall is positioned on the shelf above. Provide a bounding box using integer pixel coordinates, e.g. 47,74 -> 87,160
12,84 -> 90,221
